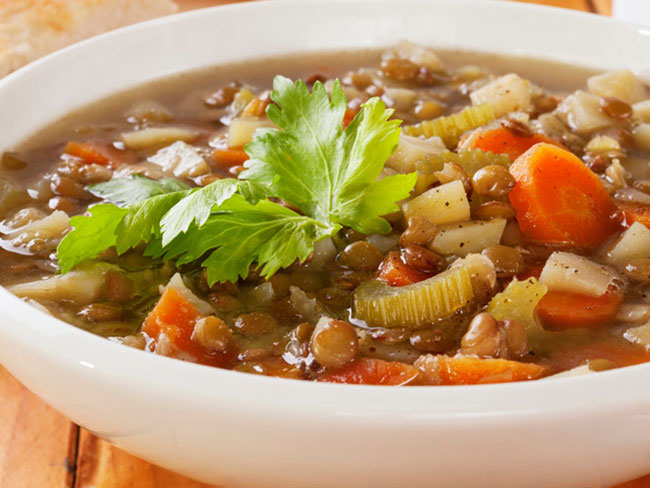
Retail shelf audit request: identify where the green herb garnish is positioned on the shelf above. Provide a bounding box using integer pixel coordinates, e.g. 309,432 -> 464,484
56,76 -> 416,283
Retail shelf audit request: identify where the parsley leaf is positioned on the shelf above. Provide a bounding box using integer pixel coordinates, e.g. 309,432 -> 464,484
89,175 -> 189,206
159,179 -> 269,245
155,195 -> 332,283
242,76 -> 416,234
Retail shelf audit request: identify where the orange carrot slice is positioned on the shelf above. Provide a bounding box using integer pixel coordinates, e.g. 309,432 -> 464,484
417,355 -> 547,385
318,358 -> 419,385
64,141 -> 131,167
461,127 -> 561,161
617,202 -> 650,229
377,251 -> 430,287
211,147 -> 249,168
143,288 -> 233,367
537,289 -> 623,329
509,143 -> 619,248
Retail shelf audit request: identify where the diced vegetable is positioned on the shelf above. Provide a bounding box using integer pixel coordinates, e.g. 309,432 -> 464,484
633,99 -> 650,123
211,147 -> 249,168
8,210 -> 70,253
383,87 -> 417,111
537,289 -> 622,329
378,251 -> 430,287
386,134 -> 446,174
633,123 -> 650,152
121,127 -> 199,150
404,104 -> 496,148
148,141 -> 210,178
616,303 -> 650,324
8,266 -> 107,305
487,277 -> 548,347
429,218 -> 506,257
230,88 -> 256,116
64,141 -> 131,167
227,117 -> 274,148
624,323 -> 650,350
318,357 -> 419,385
585,134 -> 621,153
469,74 -> 532,118
459,127 -> 560,161
587,69 -> 648,104
160,273 -> 214,315
402,180 -> 470,225
509,143 -> 618,248
605,222 -> 650,267
415,149 -> 511,178
539,251 -> 619,297
355,254 -> 494,328
415,354 -> 547,385
557,91 -> 611,135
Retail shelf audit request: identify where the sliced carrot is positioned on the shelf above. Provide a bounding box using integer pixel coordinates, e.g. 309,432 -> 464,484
461,127 -> 561,161
537,289 -> 623,329
318,358 -> 419,385
211,147 -> 249,168
509,143 -> 619,248
143,287 -> 233,367
63,141 -> 132,168
377,251 -> 430,287
542,338 -> 650,372
418,354 -> 547,385
617,202 -> 650,229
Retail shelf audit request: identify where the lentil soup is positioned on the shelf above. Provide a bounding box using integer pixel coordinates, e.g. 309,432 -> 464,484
3,43 -> 650,385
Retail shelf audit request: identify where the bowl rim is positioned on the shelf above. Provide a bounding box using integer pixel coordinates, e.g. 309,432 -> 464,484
2,0 -> 650,421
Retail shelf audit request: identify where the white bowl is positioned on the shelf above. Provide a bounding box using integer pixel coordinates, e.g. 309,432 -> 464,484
2,1 -> 650,486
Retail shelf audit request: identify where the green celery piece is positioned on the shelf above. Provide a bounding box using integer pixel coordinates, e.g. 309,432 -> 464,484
241,76 -> 416,235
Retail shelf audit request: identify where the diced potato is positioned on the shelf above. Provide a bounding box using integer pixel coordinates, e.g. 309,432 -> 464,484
389,41 -> 444,71
469,74 -> 531,118
587,69 -> 648,104
121,127 -> 199,150
429,218 -> 506,257
148,141 -> 210,178
633,123 -> 650,152
616,303 -> 650,324
585,135 -> 620,153
624,323 -> 650,350
605,222 -> 650,268
402,180 -> 470,225
231,88 -> 255,116
539,251 -> 619,297
8,268 -> 106,305
227,117 -> 274,148
557,91 -> 611,135
386,134 -> 446,174
530,113 -> 567,140
633,99 -> 650,123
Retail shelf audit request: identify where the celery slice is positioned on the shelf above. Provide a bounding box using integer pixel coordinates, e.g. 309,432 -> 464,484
404,104 -> 496,148
487,278 -> 548,349
353,266 -> 475,329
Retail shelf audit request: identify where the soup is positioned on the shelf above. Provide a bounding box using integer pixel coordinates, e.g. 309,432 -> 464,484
2,43 -> 650,385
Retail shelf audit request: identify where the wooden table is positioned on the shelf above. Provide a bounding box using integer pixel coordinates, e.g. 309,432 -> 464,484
4,0 -> 648,487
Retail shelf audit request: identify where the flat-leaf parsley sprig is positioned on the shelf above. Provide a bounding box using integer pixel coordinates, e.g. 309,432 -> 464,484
56,76 -> 417,283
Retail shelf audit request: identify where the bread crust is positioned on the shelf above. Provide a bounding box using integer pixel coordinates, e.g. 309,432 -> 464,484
0,0 -> 178,76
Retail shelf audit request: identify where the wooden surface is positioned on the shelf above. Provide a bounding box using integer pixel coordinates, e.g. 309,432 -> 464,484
4,0 -> 647,487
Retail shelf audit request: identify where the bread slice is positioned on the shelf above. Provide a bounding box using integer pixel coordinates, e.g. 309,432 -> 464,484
0,0 -> 178,77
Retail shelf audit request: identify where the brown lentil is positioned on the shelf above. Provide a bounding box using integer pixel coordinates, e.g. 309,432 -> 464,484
501,118 -> 533,138
103,270 -> 134,303
380,57 -> 419,81
501,220 -> 525,246
1,152 -> 27,170
310,319 -> 359,369
399,216 -> 437,247
460,312 -> 501,358
471,165 -> 515,198
234,312 -> 278,337
337,241 -> 383,271
481,245 -> 524,278
78,303 -> 124,322
433,162 -> 472,193
342,71 -> 372,90
50,174 -> 92,200
409,328 -> 454,353
400,245 -> 444,274
474,201 -> 517,220
500,319 -> 527,358
600,97 -> 633,120
204,83 -> 239,108
192,316 -> 235,353
412,100 -> 444,120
